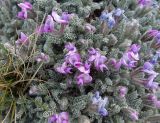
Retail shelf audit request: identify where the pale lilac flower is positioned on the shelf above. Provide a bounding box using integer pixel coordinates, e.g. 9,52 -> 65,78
118,86 -> 128,97
29,86 -> 39,96
144,80 -> 159,90
17,9 -> 28,19
75,62 -> 91,74
106,16 -> 116,29
142,69 -> 159,78
48,112 -> 69,123
91,91 -> 102,104
129,111 -> 139,121
116,44 -> 140,69
36,53 -> 50,63
100,12 -> 116,29
94,55 -> 108,72
129,44 -> 141,54
88,48 -> 108,72
16,32 -> 29,46
91,92 -> 109,116
76,73 -> 92,86
52,11 -> 72,25
85,23 -> 96,33
55,62 -> 72,74
65,43 -> 77,55
120,53 -> 137,68
43,15 -> 55,33
88,48 -> 98,62
18,2 -> 32,10
113,8 -> 124,17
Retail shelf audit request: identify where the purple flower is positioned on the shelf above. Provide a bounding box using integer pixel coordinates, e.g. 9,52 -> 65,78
16,32 -> 29,46
147,30 -> 160,38
146,94 -> 158,104
52,11 -> 72,25
138,0 -> 152,7
142,69 -> 158,78
17,9 -> 28,19
118,86 -> 128,97
75,62 -> 91,74
76,73 -> 92,86
117,44 -> 140,69
65,43 -> 77,55
36,53 -> 50,63
49,112 -> 69,123
65,53 -> 81,67
120,53 -> 137,68
43,15 -> 55,33
129,111 -> 139,121
49,114 -> 58,123
55,62 -> 72,74
142,29 -> 160,42
88,48 -> 98,62
85,23 -> 96,33
17,1 -> 32,20
129,44 -> 141,54
98,107 -> 108,116
18,2 -> 32,10
143,62 -> 154,70
94,55 -> 108,72
144,80 -> 159,90
88,48 -> 108,72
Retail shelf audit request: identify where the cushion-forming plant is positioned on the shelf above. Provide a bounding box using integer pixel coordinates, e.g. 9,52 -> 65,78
0,0 -> 160,123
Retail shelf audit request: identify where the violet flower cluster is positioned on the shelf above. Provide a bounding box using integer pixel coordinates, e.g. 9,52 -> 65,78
131,52 -> 159,91
48,112 -> 69,123
144,94 -> 160,108
37,11 -> 73,34
143,30 -> 160,46
55,43 -> 108,86
91,91 -> 108,116
17,1 -> 32,20
113,44 -> 141,69
100,8 -> 124,29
